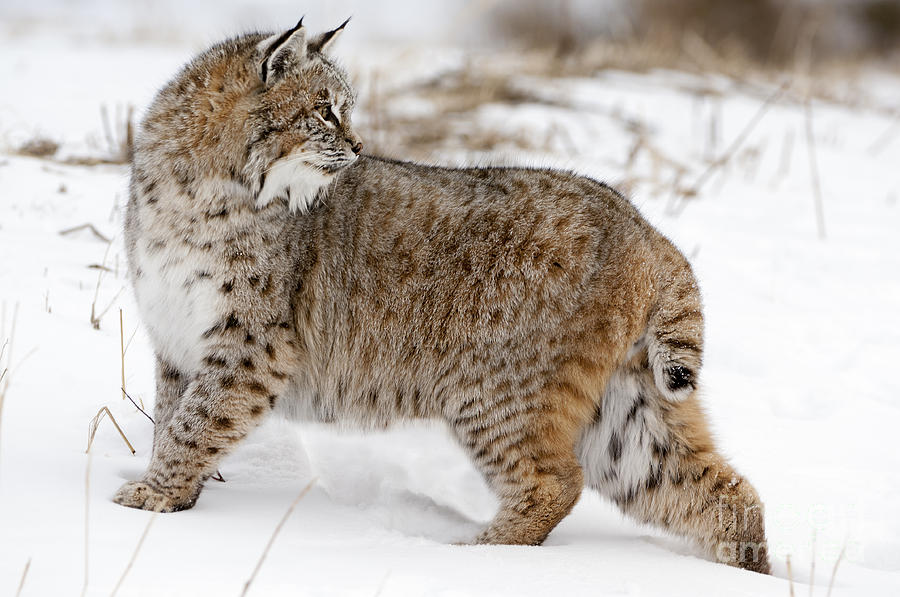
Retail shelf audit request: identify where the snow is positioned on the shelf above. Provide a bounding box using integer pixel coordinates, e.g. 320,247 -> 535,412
2,6 -> 900,597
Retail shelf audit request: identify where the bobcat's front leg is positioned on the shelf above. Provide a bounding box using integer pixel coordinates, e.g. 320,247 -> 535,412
152,358 -> 188,436
115,314 -> 298,512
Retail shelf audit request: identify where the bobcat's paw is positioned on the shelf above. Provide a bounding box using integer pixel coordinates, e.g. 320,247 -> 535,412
113,480 -> 196,513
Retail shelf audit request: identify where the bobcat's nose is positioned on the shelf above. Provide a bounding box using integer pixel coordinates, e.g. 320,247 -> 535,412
346,132 -> 363,156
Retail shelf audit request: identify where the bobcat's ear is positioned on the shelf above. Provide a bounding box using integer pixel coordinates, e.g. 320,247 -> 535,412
308,17 -> 350,55
257,19 -> 307,86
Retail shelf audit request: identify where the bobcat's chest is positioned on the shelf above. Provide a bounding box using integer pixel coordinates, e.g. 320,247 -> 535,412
132,236 -> 222,374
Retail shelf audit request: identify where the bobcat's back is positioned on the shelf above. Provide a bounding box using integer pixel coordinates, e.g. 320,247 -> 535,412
281,156 -> 677,425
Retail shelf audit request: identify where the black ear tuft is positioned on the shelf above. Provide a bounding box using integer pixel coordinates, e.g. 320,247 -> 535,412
309,17 -> 350,55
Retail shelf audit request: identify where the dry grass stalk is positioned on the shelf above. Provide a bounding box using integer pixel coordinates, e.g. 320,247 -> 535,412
15,558 -> 30,597
670,81 -> 789,213
92,287 -> 124,330
240,479 -> 316,597
59,223 -> 111,244
372,571 -> 392,597
89,241 -> 124,330
0,303 -> 17,393
111,513 -> 157,597
787,554 -> 795,597
90,242 -> 112,329
770,127 -> 795,187
81,451 -> 92,597
101,104 -> 135,162
826,545 -> 846,597
87,263 -> 113,273
0,303 -> 19,470
86,406 -> 135,455
804,97 -> 827,240
0,340 -> 8,390
868,112 -> 899,155
809,530 -> 817,596
123,324 -> 139,356
120,309 -> 126,402
119,315 -> 145,410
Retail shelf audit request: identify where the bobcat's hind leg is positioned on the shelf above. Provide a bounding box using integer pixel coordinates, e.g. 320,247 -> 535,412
578,361 -> 770,573
451,386 -> 592,546
620,444 -> 770,573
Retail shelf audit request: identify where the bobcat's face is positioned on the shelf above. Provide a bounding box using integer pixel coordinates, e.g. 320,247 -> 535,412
249,19 -> 363,213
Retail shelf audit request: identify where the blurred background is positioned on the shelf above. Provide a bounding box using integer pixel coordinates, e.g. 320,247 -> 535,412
5,0 -> 900,59
2,0 -> 899,162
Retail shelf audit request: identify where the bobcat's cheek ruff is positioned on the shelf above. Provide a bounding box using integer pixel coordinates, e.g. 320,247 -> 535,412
256,151 -> 336,213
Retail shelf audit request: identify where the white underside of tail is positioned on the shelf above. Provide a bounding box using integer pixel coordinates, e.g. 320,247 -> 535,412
577,367 -> 669,499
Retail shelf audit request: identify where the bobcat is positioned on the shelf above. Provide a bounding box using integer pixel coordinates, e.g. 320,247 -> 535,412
116,20 -> 770,573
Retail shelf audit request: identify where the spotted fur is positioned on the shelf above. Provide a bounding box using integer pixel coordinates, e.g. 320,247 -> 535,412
115,22 -> 769,574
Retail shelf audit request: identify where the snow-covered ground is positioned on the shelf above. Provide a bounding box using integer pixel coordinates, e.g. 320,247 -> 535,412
2,6 -> 900,597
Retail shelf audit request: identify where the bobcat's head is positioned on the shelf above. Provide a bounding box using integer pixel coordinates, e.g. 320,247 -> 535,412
135,20 -> 362,214
247,19 -> 362,213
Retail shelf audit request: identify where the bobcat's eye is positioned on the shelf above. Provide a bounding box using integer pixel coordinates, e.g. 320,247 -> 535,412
317,104 -> 340,127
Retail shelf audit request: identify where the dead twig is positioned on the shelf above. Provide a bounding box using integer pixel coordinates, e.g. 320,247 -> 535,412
86,406 -> 135,455
59,223 -> 111,244
111,513 -> 157,597
122,388 -> 154,424
121,387 -> 225,482
240,479 -> 316,597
